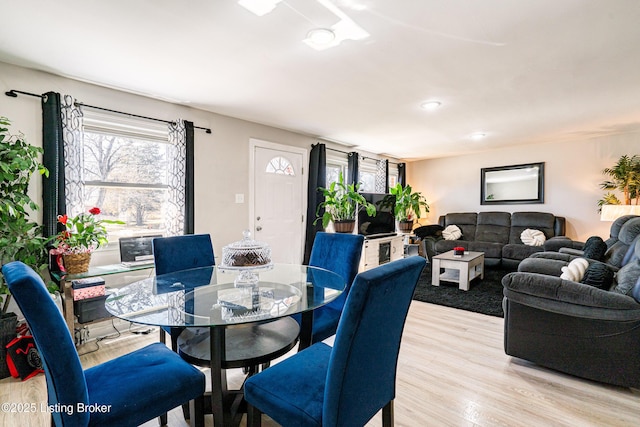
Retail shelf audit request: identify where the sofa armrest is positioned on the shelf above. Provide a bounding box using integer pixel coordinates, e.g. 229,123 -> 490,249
558,247 -> 585,256
502,272 -> 640,320
543,236 -> 584,252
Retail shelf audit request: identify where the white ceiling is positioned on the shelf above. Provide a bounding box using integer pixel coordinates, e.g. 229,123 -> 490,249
2,0 -> 640,161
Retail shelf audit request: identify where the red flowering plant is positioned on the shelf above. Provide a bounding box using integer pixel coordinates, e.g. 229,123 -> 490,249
52,207 -> 124,255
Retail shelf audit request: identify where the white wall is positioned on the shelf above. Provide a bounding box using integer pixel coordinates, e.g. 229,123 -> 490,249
406,133 -> 639,241
1,61 -> 368,264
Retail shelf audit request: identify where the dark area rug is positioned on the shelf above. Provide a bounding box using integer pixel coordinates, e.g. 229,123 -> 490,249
412,265 -> 514,317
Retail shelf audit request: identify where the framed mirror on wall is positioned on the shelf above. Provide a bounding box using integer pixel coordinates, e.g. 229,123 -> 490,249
481,162 -> 544,205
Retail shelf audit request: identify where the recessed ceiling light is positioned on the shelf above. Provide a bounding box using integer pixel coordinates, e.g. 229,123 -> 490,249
304,28 -> 337,48
471,132 -> 487,140
420,101 -> 442,110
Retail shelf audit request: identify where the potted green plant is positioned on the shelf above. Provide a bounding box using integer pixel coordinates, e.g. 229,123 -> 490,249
315,172 -> 376,233
600,154 -> 640,205
0,117 -> 53,315
0,117 -> 52,378
389,183 -> 430,233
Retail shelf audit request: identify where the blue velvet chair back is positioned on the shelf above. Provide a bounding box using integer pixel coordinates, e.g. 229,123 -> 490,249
308,232 -> 364,312
2,262 -> 90,427
323,256 -> 425,426
153,233 -> 215,275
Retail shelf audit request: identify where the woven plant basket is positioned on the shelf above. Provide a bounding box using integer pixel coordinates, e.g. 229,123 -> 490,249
399,220 -> 414,233
63,253 -> 92,274
333,220 -> 355,233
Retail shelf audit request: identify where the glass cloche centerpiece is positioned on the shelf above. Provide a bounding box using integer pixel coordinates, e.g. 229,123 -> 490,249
220,230 -> 273,287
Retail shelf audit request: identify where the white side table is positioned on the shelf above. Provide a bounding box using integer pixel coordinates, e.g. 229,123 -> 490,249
431,250 -> 484,291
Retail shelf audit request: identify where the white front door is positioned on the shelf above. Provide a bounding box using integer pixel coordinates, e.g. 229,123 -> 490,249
250,140 -> 307,264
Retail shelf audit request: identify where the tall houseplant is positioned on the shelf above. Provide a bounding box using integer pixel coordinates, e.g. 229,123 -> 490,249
0,117 -> 52,314
315,172 -> 376,233
389,183 -> 429,233
599,154 -> 640,206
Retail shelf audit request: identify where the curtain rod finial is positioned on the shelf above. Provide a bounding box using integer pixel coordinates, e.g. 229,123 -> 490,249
5,90 -> 17,97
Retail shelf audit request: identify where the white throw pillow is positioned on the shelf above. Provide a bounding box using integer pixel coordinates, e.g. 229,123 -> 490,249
560,257 -> 589,282
442,225 -> 462,240
520,228 -> 546,246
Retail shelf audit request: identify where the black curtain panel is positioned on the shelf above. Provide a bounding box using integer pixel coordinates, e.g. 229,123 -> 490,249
398,162 -> 406,187
41,91 -> 66,240
347,152 -> 359,185
303,143 -> 326,264
385,160 -> 390,193
184,121 -> 195,234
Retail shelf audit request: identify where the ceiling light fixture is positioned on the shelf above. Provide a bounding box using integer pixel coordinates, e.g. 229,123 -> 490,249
471,132 -> 487,140
303,0 -> 370,51
238,0 -> 282,16
305,28 -> 336,47
420,101 -> 442,110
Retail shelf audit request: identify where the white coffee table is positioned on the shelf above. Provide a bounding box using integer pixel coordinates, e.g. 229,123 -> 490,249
431,250 -> 484,291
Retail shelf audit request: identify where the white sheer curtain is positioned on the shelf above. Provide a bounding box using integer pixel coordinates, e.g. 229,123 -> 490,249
60,94 -> 85,218
167,120 -> 187,236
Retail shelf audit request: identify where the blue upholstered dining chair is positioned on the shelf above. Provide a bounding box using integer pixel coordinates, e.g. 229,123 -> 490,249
152,233 -> 215,349
244,256 -> 426,427
2,261 -> 205,427
298,231 -> 364,343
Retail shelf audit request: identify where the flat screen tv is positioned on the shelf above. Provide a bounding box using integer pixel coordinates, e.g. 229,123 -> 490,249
357,192 -> 396,237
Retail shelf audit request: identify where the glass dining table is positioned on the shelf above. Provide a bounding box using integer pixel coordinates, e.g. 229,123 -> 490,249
105,263 -> 345,427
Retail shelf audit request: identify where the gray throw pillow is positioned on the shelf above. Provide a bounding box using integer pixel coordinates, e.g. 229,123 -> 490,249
614,260 -> 640,295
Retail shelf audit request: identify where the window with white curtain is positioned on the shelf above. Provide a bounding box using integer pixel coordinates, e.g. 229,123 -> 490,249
326,151 -> 349,186
358,159 -> 378,192
79,110 -> 171,241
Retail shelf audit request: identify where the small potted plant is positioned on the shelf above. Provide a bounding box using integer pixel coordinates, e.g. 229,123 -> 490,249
389,183 -> 430,233
315,172 -> 376,233
50,208 -> 124,274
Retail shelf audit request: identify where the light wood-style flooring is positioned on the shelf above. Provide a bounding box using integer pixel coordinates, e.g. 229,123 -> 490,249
1,301 -> 638,426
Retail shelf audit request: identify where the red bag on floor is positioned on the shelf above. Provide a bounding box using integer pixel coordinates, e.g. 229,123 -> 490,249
5,335 -> 43,380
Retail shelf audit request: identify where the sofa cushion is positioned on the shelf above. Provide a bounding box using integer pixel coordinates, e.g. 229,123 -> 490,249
582,236 -> 607,261
581,262 -> 615,290
442,213 -> 477,242
442,225 -> 462,240
467,241 -> 503,259
509,212 -> 556,244
475,212 -> 510,244
605,218 -> 640,267
502,243 -> 544,262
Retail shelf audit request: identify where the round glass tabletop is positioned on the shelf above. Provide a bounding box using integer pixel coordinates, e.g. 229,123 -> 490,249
105,264 -> 345,328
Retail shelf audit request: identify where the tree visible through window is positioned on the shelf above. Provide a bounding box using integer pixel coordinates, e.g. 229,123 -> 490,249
79,112 -> 172,242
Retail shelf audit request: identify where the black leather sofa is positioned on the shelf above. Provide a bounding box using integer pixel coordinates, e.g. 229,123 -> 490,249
502,265 -> 640,388
432,211 -> 566,268
502,215 -> 640,388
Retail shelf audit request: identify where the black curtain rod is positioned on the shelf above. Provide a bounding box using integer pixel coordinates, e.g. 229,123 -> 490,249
321,144 -> 401,166
5,89 -> 212,134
